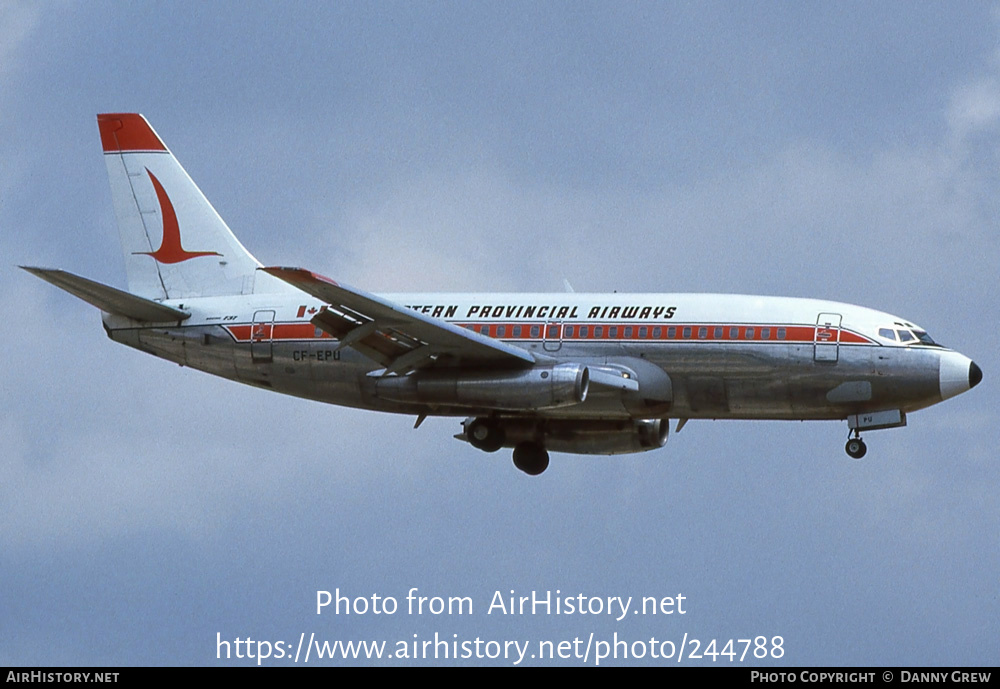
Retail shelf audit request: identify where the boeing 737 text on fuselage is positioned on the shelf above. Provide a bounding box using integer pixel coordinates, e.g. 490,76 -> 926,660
23,114 -> 982,475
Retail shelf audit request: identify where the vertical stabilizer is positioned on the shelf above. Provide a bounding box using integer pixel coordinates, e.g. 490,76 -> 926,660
98,113 -> 284,298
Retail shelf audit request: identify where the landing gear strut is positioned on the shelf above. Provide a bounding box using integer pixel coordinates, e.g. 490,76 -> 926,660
845,431 -> 867,460
512,442 -> 549,475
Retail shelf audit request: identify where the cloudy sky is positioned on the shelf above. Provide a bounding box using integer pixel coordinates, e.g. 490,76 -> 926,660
2,1 -> 996,666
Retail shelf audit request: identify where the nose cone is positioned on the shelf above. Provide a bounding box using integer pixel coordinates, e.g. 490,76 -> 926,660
940,351 -> 981,401
970,361 -> 983,389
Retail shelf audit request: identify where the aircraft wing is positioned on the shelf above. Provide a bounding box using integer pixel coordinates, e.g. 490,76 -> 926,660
262,267 -> 537,373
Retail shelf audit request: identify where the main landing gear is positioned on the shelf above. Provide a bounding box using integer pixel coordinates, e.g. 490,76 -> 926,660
845,431 -> 867,460
464,418 -> 551,475
466,418 -> 505,453
512,442 -> 549,476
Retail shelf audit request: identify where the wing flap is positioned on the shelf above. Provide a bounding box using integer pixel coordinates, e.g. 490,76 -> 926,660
263,266 -> 536,371
310,308 -> 413,368
22,267 -> 190,322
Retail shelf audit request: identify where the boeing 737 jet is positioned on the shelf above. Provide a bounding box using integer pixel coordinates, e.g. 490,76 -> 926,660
23,114 -> 982,474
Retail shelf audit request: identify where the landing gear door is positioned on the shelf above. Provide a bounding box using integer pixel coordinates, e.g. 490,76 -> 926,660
251,310 -> 275,363
814,312 -> 842,363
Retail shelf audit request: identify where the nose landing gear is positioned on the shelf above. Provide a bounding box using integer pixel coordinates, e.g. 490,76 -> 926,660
843,410 -> 907,460
845,431 -> 867,459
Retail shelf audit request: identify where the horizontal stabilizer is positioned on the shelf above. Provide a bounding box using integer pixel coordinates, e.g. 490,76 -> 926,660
21,267 -> 190,322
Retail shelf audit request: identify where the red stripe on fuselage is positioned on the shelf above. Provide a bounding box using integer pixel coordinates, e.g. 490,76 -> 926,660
222,321 -> 876,345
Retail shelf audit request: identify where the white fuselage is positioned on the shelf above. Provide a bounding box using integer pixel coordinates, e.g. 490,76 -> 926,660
104,290 -> 967,424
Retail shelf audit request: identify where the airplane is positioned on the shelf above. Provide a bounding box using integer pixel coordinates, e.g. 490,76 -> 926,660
23,113 -> 982,475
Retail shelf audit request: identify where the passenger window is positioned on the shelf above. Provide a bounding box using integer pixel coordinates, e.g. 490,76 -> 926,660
564,325 -> 573,338
668,327 -> 676,339
639,326 -> 648,338
761,328 -> 770,340
513,325 -> 522,337
609,326 -> 618,338
497,325 -> 505,337
624,326 -> 633,338
652,326 -> 661,338
698,327 -> 708,339
530,325 -> 540,338
714,326 -> 723,339
580,326 -> 589,338
595,326 -> 603,338
777,327 -> 786,340
682,327 -> 691,339
746,327 -> 755,339
729,327 -> 738,339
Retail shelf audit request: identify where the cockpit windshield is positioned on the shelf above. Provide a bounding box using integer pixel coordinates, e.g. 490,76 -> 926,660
877,326 -> 942,347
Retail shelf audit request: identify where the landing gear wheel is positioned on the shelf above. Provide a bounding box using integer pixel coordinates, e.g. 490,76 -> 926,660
467,418 -> 505,453
512,442 -> 549,475
845,438 -> 867,459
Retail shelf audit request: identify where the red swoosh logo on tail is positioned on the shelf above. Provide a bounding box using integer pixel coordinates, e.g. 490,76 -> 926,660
137,169 -> 221,264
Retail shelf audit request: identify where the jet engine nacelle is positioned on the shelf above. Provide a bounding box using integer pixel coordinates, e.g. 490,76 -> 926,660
376,363 -> 589,411
462,417 -> 669,455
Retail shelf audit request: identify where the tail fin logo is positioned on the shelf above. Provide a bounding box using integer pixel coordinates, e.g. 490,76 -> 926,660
136,169 -> 221,264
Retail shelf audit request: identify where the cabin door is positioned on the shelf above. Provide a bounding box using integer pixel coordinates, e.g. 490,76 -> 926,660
251,310 -> 275,363
814,312 -> 842,363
